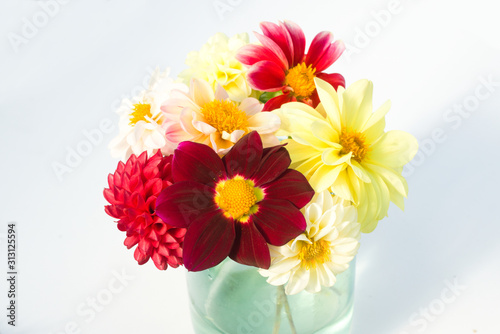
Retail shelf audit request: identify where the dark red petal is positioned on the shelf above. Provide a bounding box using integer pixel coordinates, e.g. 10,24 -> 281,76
183,211 -> 235,272
155,181 -> 217,228
283,20 -> 306,65
230,221 -> 270,269
236,44 -> 286,68
261,169 -> 314,209
260,21 -> 294,67
223,131 -> 263,179
305,31 -> 333,70
246,60 -> 286,92
254,32 -> 289,69
262,93 -> 295,112
252,146 -> 291,186
172,141 -> 226,186
252,199 -> 306,246
313,40 -> 345,72
316,72 -> 346,90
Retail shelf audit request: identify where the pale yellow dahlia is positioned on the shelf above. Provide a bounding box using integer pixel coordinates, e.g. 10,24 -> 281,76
273,79 -> 418,233
178,32 -> 252,102
259,190 -> 360,295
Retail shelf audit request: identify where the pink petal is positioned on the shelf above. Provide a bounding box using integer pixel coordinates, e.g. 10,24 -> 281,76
155,181 -> 217,228
229,221 -> 270,269
261,169 -> 314,209
172,141 -> 226,186
313,40 -> 345,72
236,44 -> 286,68
246,60 -> 286,92
283,20 -> 306,65
252,199 -> 306,246
305,31 -> 334,70
263,93 -> 295,111
223,131 -> 263,179
183,211 -> 235,271
252,146 -> 290,186
316,72 -> 346,90
254,32 -> 289,69
260,21 -> 294,67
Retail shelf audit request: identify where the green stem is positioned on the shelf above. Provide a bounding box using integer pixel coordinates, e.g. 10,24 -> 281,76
272,290 -> 283,334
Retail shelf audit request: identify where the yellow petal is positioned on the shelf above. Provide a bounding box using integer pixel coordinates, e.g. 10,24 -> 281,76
369,130 -> 419,168
309,164 -> 344,192
314,78 -> 341,133
341,79 -> 373,131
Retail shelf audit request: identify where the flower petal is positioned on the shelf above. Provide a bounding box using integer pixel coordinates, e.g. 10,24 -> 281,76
252,146 -> 290,186
172,141 -> 226,186
236,44 -> 286,68
246,60 -> 286,92
260,21 -> 294,66
305,31 -> 333,69
261,169 -> 314,209
254,32 -> 289,69
190,78 -> 214,106
252,199 -> 306,246
263,93 -> 295,112
156,181 -> 217,228
239,97 -> 263,116
229,221 -> 271,269
368,130 -> 419,168
183,210 -> 235,271
223,131 -> 263,179
283,20 -> 306,65
313,40 -> 345,72
316,72 -> 345,90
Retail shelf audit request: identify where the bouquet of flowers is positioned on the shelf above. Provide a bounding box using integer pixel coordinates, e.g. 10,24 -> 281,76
104,20 -> 418,333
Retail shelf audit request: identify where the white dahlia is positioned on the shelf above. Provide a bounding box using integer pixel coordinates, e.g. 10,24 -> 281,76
109,68 -> 187,160
259,190 -> 361,295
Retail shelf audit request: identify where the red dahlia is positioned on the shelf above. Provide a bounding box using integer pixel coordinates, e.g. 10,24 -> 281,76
104,151 -> 185,270
237,20 -> 345,111
156,131 -> 315,272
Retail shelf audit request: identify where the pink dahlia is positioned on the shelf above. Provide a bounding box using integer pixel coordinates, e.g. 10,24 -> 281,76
155,131 -> 315,272
237,20 -> 345,111
104,151 -> 186,270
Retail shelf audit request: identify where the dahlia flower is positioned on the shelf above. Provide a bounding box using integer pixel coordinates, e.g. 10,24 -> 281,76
237,20 -> 345,111
155,131 -> 315,272
104,151 -> 185,270
109,67 -> 188,160
274,79 -> 418,233
260,190 -> 360,295
178,32 -> 252,102
162,78 -> 280,156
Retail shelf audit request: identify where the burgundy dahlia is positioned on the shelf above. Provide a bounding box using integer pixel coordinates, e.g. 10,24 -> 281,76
104,151 -> 185,270
156,131 -> 315,272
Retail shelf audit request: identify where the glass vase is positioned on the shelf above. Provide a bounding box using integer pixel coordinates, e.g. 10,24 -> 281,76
187,258 -> 356,334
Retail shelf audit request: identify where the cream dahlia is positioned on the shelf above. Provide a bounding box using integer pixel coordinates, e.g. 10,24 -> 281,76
259,190 -> 360,295
162,78 -> 280,155
178,32 -> 252,102
109,67 -> 188,160
103,151 -> 185,270
273,78 -> 418,232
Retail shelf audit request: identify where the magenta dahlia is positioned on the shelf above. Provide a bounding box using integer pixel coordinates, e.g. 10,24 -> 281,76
104,151 -> 186,270
155,131 -> 315,272
237,20 -> 345,111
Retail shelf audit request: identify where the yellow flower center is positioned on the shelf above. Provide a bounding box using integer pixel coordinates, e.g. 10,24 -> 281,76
339,130 -> 370,163
201,100 -> 249,134
129,103 -> 154,126
214,177 -> 262,221
298,239 -> 331,269
285,62 -> 317,98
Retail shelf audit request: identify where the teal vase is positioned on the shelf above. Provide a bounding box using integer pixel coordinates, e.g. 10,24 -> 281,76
187,258 -> 356,334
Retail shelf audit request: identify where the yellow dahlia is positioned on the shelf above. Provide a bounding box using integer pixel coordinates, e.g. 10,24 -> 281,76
273,79 -> 418,232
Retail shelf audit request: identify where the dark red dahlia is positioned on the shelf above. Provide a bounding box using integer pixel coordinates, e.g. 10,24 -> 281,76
237,20 -> 345,111
104,151 -> 185,270
155,131 -> 315,272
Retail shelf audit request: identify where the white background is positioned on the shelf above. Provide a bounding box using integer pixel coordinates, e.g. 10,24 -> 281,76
1,0 -> 499,333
